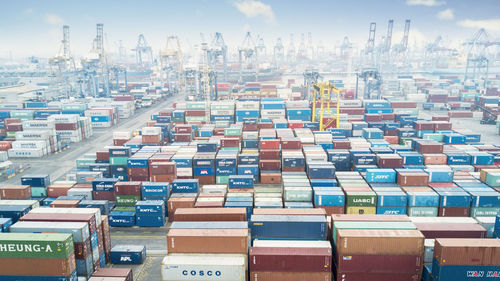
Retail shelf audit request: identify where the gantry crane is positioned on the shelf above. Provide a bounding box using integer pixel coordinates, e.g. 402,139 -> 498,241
133,34 -> 153,68
48,25 -> 76,97
79,23 -> 110,97
303,69 -> 321,101
364,22 -> 376,65
424,36 -> 456,68
311,81 -> 342,131
238,32 -> 257,84
463,28 -> 500,86
208,32 -> 227,81
355,68 -> 382,99
392,19 -> 411,66
286,33 -> 296,65
273,38 -> 285,69
161,36 -> 183,93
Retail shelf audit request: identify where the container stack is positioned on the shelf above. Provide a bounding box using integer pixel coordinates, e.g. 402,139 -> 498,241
21,174 -> 50,198
430,239 -> 500,281
162,211 -> 249,281
86,107 -> 116,128
135,200 -> 165,227
0,233 -> 77,280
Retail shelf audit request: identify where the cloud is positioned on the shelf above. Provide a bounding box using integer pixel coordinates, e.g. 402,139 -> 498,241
23,8 -> 34,15
234,0 -> 275,23
45,14 -> 64,25
458,18 -> 500,32
437,9 -> 454,20
406,0 -> 445,6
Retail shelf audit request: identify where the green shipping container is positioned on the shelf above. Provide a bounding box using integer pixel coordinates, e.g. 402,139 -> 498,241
485,173 -> 500,187
113,206 -> 136,212
254,193 -> 282,198
210,103 -> 234,110
6,132 -> 16,139
224,128 -> 242,136
186,102 -> 207,110
76,158 -> 96,169
115,195 -> 141,206
284,187 -> 312,202
399,137 -> 414,146
408,207 -> 438,217
172,117 -> 185,123
109,157 -> 128,166
345,191 -> 376,207
332,221 -> 417,244
185,116 -> 207,122
422,133 -> 444,142
0,233 -> 74,258
470,207 -> 500,217
216,176 -> 229,184
215,121 -> 231,128
31,187 -> 47,197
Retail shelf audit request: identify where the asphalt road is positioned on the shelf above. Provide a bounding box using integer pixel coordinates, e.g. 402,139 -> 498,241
2,92 -> 186,184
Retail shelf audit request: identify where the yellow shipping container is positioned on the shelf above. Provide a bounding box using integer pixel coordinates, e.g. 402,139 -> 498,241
346,206 -> 377,215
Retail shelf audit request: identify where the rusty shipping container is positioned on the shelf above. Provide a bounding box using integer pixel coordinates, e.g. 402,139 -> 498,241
167,228 -> 248,254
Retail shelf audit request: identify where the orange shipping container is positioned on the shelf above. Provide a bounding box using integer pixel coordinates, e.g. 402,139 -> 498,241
167,228 -> 248,253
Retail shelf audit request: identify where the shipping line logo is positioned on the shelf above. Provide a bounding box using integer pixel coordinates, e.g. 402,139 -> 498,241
182,270 -> 222,277
467,271 -> 500,278
0,243 -> 57,253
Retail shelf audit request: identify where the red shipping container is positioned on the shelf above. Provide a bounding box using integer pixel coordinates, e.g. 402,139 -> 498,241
194,175 -> 215,185
151,174 -> 176,183
260,149 -> 280,160
175,125 -> 192,133
448,111 -> 473,118
288,122 -> 304,129
260,160 -> 281,170
281,138 -> 302,149
148,155 -> 172,166
333,140 -> 350,149
92,268 -> 133,281
397,172 -> 429,186
0,141 -> 12,151
381,113 -> 395,121
260,139 -> 280,149
250,272 -> 331,281
384,136 -> 399,144
258,123 -> 274,130
365,114 -> 383,122
423,154 -> 447,165
6,123 -> 22,131
142,135 -> 162,144
50,200 -> 79,208
433,121 -> 452,131
432,116 -> 450,122
96,151 -> 110,162
418,143 -> 443,154
91,191 -> 114,201
4,118 -> 21,125
221,138 -> 240,147
243,124 -> 258,131
56,123 -> 78,130
47,185 -> 73,197
185,110 -> 206,116
249,247 -> 332,272
336,272 -> 419,281
415,223 -> 487,239
115,182 -> 142,195
316,206 -> 344,217
20,212 -> 97,233
260,173 -> 282,184
167,197 -> 196,222
150,162 -> 176,175
377,154 -> 403,168
439,207 -> 470,217
0,185 -> 31,199
336,254 -> 422,275
128,167 -> 149,177
74,239 -> 92,259
391,101 -> 417,108
414,121 -> 434,131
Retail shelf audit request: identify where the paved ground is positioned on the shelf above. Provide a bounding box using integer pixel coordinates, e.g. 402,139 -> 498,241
2,93 -> 186,185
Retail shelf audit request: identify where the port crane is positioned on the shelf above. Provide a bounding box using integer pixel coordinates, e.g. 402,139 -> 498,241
463,28 -> 500,88
48,25 -> 77,97
355,68 -> 382,99
273,38 -> 285,69
364,22 -> 377,65
286,34 -> 296,66
392,19 -> 411,67
160,36 -> 183,93
133,34 -> 153,69
311,81 -> 342,131
238,32 -> 257,84
424,36 -> 456,68
79,23 -> 111,97
208,32 -> 227,82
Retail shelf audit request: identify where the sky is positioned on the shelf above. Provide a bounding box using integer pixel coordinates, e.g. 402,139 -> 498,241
0,0 -> 499,60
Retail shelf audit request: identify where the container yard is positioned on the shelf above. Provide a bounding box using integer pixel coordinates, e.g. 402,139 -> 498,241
1,1 -> 500,280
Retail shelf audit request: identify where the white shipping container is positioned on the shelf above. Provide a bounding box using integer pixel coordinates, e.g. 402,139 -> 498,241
236,101 -> 259,110
8,148 -> 44,158
161,254 -> 247,281
409,217 -> 477,224
22,120 -> 56,130
340,100 -> 363,107
15,131 -> 51,140
210,110 -> 234,116
176,167 -> 193,177
142,127 -> 162,136
91,122 -> 113,128
11,140 -> 47,150
48,114 -> 80,123
113,131 -> 132,139
30,207 -> 102,225
242,131 -> 258,140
